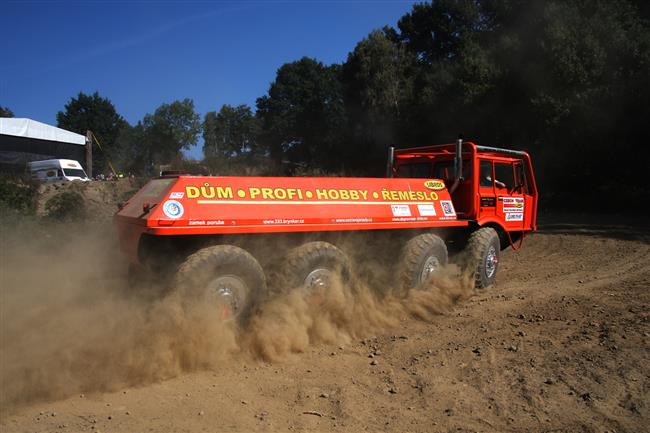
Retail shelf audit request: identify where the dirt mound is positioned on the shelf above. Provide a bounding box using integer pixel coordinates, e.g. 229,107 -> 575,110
36,179 -> 142,220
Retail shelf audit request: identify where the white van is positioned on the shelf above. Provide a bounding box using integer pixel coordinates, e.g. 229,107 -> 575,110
28,159 -> 90,183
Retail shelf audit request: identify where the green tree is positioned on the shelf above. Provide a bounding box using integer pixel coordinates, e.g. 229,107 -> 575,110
393,0 -> 504,145
203,104 -> 260,159
388,0 -> 650,207
528,0 -> 650,202
397,0 -> 483,65
113,122 -> 147,175
56,92 -> 126,173
344,30 -> 415,119
142,98 -> 201,167
256,57 -> 346,171
0,106 -> 14,117
342,29 -> 416,173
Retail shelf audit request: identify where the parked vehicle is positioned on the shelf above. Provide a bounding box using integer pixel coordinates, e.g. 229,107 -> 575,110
28,159 -> 89,183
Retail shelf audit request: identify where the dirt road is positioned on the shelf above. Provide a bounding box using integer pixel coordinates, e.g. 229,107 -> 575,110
1,218 -> 649,433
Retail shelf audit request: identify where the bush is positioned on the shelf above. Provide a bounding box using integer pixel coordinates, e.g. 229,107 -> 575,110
0,176 -> 38,215
45,191 -> 85,221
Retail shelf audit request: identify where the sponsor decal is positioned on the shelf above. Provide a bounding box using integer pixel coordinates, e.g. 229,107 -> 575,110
506,212 -> 524,221
333,218 -> 373,223
162,200 -> 184,219
480,197 -> 496,207
169,191 -> 184,199
188,220 -> 225,226
391,204 -> 412,217
502,197 -> 525,212
417,204 -> 436,216
440,200 -> 456,216
262,218 -> 305,225
424,179 -> 446,191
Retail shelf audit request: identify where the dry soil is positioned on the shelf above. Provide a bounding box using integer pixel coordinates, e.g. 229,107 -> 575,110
1,213 -> 649,433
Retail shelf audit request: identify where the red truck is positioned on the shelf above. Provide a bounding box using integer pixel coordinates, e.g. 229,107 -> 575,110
115,138 -> 538,321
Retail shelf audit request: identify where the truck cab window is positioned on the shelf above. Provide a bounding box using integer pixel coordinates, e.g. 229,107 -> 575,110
396,163 -> 431,178
494,163 -> 515,190
432,160 -> 471,182
515,162 -> 529,194
479,160 -> 493,187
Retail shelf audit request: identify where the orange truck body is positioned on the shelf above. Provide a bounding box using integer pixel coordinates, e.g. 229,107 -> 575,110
115,176 -> 467,262
115,141 -> 538,265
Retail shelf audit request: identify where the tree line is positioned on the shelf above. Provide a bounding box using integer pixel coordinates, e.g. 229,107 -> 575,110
3,0 -> 649,209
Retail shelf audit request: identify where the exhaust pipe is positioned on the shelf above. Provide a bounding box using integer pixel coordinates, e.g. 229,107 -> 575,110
449,135 -> 463,193
386,146 -> 395,178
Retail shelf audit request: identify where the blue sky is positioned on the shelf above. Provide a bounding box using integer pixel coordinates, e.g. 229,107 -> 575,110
1,0 -> 418,158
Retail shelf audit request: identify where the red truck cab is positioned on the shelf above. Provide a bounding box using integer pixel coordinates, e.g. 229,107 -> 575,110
392,140 -> 538,238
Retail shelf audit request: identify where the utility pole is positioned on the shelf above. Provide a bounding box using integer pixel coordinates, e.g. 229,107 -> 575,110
85,130 -> 93,179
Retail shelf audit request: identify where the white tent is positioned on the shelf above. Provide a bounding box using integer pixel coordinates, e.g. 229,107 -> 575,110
0,118 -> 88,173
0,118 -> 86,145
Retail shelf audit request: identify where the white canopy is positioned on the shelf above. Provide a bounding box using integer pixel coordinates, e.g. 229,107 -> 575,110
0,118 -> 86,146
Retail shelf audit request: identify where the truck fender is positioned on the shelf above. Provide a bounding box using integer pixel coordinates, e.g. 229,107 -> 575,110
475,218 -> 507,246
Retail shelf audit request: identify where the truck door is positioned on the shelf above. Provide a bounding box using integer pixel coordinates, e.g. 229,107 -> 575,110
478,160 -> 497,220
514,161 -> 535,231
493,161 -> 525,231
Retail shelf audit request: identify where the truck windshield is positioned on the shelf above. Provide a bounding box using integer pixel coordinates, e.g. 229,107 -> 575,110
431,160 -> 471,180
396,163 -> 431,178
63,168 -> 87,178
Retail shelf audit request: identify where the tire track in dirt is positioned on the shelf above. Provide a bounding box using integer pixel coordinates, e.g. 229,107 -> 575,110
438,229 -> 650,433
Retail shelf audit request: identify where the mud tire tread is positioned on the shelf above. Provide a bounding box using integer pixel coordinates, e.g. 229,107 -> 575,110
174,245 -> 266,323
463,227 -> 500,289
279,241 -> 351,291
396,233 -> 448,294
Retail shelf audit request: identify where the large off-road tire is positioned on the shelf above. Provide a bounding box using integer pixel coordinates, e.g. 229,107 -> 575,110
462,227 -> 501,289
174,245 -> 266,324
396,233 -> 448,294
277,241 -> 351,294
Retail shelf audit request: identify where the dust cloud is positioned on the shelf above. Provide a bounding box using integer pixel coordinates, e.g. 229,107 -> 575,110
0,222 -> 237,410
0,222 -> 472,410
245,266 -> 472,361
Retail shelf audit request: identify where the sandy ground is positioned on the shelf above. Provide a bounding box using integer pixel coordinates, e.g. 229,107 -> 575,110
1,217 -> 649,433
